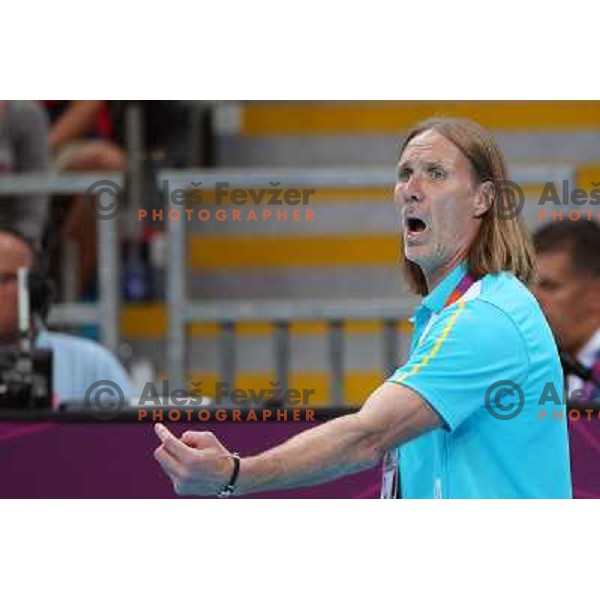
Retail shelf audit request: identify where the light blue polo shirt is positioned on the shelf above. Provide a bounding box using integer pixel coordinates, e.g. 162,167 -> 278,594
388,263 -> 572,499
35,326 -> 134,405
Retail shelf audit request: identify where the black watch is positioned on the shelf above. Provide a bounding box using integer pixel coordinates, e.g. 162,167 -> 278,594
217,453 -> 241,498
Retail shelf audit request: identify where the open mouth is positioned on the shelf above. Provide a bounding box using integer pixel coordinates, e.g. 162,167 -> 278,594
405,217 -> 428,235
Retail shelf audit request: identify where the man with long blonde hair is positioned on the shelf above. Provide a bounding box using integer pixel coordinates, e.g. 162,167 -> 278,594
153,118 -> 572,499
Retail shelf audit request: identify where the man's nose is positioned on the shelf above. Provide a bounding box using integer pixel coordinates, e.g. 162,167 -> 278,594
402,173 -> 424,203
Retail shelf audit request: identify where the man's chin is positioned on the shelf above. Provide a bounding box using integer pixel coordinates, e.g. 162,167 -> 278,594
404,248 -> 448,279
404,245 -> 429,266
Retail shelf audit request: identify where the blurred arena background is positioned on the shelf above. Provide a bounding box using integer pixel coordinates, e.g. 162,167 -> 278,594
1,100 -> 599,408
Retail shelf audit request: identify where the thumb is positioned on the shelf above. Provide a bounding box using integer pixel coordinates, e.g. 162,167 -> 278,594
181,430 -> 220,450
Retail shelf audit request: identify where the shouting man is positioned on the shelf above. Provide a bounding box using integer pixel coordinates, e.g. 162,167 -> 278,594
153,118 -> 572,499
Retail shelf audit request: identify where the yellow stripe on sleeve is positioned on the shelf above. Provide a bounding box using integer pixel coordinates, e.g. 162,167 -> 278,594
391,299 -> 467,385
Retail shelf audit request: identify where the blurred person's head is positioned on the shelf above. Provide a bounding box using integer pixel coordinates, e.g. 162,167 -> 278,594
532,220 -> 600,355
0,230 -> 52,342
395,117 -> 535,295
0,231 -> 34,340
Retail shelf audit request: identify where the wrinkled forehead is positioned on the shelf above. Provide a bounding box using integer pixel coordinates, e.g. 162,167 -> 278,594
398,129 -> 466,168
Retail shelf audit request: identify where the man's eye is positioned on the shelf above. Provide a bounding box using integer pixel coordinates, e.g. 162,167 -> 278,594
540,280 -> 560,292
0,273 -> 17,286
429,167 -> 445,180
398,168 -> 411,182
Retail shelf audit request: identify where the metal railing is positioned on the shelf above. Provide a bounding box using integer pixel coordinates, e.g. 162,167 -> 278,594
177,297 -> 419,405
0,164 -> 578,404
161,165 -> 577,399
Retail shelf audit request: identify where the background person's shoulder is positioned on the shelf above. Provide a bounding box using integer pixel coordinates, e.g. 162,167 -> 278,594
41,330 -> 118,364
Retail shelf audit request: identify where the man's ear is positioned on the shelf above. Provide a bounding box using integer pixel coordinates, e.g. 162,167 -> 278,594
474,181 -> 494,218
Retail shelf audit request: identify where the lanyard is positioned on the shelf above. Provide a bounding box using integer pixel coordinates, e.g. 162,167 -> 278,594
444,272 -> 477,308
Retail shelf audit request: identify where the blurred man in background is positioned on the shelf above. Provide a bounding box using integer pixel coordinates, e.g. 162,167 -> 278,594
0,229 -> 133,406
0,100 -> 49,249
532,220 -> 600,498
533,221 -> 600,398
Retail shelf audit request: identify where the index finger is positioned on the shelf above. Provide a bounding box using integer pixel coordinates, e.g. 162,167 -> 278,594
154,423 -> 193,460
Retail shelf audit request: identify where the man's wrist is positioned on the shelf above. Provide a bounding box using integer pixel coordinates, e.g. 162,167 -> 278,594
235,454 -> 279,497
217,452 -> 241,498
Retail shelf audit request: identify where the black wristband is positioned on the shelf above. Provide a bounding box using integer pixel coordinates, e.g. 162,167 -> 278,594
217,452 -> 241,498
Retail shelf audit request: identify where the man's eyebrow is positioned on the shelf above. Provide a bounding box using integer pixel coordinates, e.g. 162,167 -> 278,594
397,159 -> 451,170
0,272 -> 18,283
423,159 -> 452,169
538,276 -> 560,286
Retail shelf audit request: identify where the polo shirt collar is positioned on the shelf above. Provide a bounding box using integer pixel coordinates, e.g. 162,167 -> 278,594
421,261 -> 468,314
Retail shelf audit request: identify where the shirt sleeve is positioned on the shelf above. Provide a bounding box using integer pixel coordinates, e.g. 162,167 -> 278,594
388,299 -> 530,431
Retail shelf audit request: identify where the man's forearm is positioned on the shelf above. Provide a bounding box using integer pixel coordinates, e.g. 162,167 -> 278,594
153,383 -> 439,497
236,412 -> 383,496
50,101 -> 103,150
